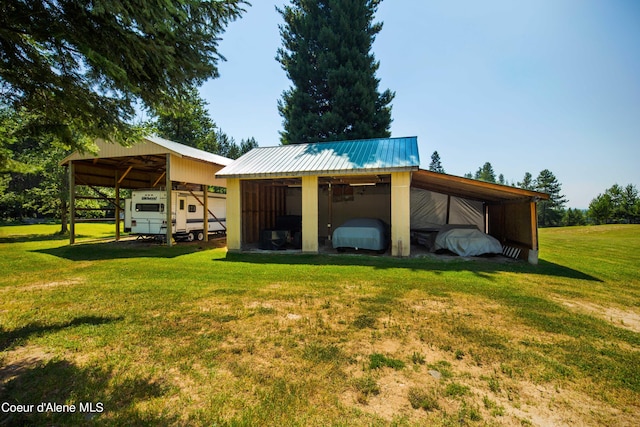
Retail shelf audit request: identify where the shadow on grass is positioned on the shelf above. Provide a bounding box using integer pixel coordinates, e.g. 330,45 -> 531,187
0,359 -> 175,426
0,316 -> 124,352
0,233 -> 70,244
218,252 -> 602,282
32,239 -> 217,261
1,315 -> 176,424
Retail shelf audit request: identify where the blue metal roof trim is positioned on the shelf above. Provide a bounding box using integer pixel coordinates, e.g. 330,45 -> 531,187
216,136 -> 419,178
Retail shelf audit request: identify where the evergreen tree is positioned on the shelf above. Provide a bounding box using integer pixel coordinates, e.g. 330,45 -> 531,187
153,88 -> 257,159
154,87 -> 218,151
428,151 -> 445,173
535,169 -> 567,227
277,0 -> 394,144
0,0 -> 247,150
518,172 -> 534,190
588,183 -> 640,224
623,184 -> 640,223
240,137 -> 259,156
474,162 -> 497,183
562,208 -> 586,226
588,193 -> 612,225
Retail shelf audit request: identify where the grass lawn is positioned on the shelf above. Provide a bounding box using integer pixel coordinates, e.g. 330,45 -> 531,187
1,223 -> 639,426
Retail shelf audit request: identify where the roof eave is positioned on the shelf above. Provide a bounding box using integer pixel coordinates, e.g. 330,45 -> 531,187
216,165 -> 419,180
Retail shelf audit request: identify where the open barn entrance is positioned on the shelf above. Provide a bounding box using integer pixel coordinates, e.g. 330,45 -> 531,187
237,174 -> 392,252
61,136 -> 231,246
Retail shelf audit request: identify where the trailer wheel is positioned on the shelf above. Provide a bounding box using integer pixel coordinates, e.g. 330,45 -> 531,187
196,231 -> 205,241
186,232 -> 195,242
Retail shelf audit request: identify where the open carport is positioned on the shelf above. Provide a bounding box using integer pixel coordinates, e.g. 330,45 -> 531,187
216,136 -> 549,263
216,137 -> 420,257
60,135 -> 231,246
410,169 -> 549,263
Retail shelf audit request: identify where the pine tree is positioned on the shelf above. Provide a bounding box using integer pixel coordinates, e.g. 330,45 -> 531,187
277,0 -> 394,144
0,0 -> 247,150
474,162 -> 497,183
428,151 -> 445,173
154,87 -> 218,150
535,169 -> 567,227
562,208 -> 586,226
518,172 -> 534,190
588,193 -> 611,225
153,87 -> 258,159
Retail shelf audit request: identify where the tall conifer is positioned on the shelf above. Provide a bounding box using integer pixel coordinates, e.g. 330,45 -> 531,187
277,0 -> 394,144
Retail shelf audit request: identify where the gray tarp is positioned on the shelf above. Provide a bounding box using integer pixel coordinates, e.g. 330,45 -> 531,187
332,218 -> 388,251
410,188 -> 484,231
434,227 -> 503,257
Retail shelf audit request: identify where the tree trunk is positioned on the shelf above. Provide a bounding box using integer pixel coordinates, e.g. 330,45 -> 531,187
60,198 -> 68,234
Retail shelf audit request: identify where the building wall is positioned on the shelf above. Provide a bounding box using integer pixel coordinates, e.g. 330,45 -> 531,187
241,180 -> 287,245
170,155 -> 227,187
487,202 -> 536,261
284,185 -> 392,239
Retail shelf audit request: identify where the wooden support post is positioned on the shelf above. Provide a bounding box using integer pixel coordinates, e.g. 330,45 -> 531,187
69,161 -> 76,245
391,172 -> 411,257
301,175 -> 318,253
528,201 -> 539,264
115,172 -> 121,241
203,185 -> 209,242
327,182 -> 333,243
165,154 -> 172,247
226,178 -> 242,251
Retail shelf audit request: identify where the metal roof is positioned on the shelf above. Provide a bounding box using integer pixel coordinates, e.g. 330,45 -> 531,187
412,169 -> 550,204
61,134 -> 233,166
144,135 -> 233,166
60,135 -> 232,189
216,136 -> 420,179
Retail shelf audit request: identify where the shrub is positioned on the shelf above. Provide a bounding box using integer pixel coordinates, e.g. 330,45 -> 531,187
369,353 -> 405,370
408,387 -> 440,411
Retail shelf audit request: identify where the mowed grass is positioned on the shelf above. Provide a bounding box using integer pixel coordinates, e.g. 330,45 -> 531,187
1,223 -> 639,426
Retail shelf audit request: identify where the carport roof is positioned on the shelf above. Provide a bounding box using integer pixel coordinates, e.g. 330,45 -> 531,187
61,135 -> 232,166
412,169 -> 550,204
60,135 -> 232,189
216,136 -> 420,179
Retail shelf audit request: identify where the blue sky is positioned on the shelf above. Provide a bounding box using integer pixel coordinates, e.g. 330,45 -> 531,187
202,0 -> 640,208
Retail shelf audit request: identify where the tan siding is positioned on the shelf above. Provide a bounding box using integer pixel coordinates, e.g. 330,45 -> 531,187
302,176 -> 319,253
226,179 -> 242,251
170,155 -> 226,187
391,172 -> 411,257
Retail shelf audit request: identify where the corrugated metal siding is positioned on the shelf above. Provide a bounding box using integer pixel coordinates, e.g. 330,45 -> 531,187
217,136 -> 419,178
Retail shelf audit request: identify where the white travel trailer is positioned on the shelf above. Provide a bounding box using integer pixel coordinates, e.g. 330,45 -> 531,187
127,189 -> 226,241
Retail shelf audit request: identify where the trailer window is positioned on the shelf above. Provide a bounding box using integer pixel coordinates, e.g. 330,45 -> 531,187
179,199 -> 185,210
135,203 -> 164,212
188,205 -> 196,213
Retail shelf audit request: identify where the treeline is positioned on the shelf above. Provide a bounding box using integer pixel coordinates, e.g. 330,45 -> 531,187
0,92 -> 257,224
428,151 -> 639,227
429,152 -> 567,227
588,184 -> 639,225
